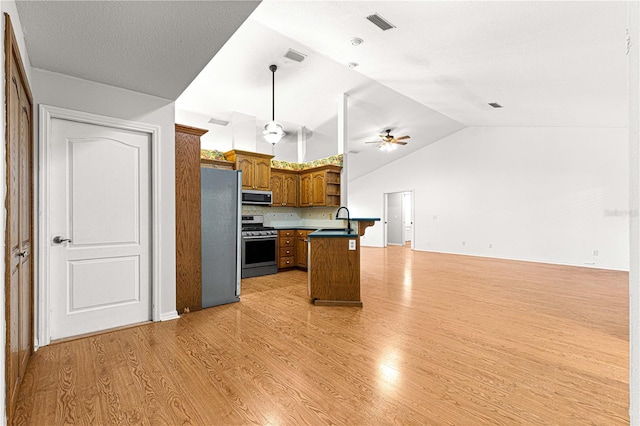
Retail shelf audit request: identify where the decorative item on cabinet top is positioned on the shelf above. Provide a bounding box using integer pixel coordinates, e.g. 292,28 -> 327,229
200,151 -> 343,171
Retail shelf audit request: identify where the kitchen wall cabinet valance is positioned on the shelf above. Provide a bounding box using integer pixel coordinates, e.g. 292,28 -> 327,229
224,150 -> 274,190
175,124 -> 208,314
271,169 -> 299,207
298,165 -> 341,207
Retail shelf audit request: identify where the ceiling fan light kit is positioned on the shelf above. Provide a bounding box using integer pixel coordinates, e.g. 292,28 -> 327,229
263,64 -> 286,145
365,128 -> 410,152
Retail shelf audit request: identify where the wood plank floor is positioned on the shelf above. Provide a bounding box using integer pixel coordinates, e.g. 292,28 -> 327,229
14,247 -> 629,425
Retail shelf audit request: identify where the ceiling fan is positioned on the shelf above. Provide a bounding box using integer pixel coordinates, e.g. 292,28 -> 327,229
365,129 -> 410,151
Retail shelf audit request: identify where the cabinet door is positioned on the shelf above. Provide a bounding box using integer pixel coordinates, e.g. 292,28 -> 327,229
270,172 -> 284,206
311,172 -> 326,206
283,173 -> 298,206
235,155 -> 255,189
299,173 -> 312,206
254,157 -> 272,190
296,231 -> 309,268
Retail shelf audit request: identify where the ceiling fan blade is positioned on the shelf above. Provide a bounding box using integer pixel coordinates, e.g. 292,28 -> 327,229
395,135 -> 410,141
364,141 -> 380,144
394,141 -> 408,145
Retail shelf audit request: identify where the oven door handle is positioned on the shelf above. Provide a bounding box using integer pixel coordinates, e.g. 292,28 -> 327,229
242,235 -> 277,240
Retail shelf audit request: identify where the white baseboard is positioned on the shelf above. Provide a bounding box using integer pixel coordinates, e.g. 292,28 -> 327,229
160,311 -> 180,321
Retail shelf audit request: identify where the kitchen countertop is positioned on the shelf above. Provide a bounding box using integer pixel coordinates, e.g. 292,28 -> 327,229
308,228 -> 358,238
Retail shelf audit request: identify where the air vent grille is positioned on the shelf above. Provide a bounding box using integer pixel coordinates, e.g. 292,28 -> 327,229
284,48 -> 307,63
208,118 -> 229,126
366,13 -> 396,31
488,102 -> 503,109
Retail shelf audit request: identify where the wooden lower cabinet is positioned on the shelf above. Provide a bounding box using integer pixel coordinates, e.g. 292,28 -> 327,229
278,230 -> 296,269
296,230 -> 310,268
278,229 -> 312,271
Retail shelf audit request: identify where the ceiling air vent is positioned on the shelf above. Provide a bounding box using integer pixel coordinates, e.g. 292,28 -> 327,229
284,48 -> 307,63
208,117 -> 229,126
366,13 -> 396,31
488,102 -> 503,109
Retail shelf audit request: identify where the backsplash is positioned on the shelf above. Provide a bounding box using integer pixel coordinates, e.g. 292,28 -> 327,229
241,205 -> 347,228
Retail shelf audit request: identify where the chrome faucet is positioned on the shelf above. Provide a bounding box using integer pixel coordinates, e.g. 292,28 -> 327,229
336,206 -> 352,233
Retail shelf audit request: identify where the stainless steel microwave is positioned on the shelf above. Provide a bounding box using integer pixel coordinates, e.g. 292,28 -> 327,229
242,190 -> 272,205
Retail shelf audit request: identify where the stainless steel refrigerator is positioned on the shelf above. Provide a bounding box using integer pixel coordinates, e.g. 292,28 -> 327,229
201,168 -> 242,308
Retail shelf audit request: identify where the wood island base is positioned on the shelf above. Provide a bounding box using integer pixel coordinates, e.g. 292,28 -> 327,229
312,299 -> 363,307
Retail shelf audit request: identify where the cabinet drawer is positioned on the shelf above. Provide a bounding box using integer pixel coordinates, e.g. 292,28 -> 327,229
279,256 -> 295,268
279,230 -> 295,238
279,237 -> 294,247
279,247 -> 294,258
297,230 -> 310,237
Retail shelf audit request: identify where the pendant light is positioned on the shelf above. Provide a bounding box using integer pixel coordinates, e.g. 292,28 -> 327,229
263,64 -> 286,145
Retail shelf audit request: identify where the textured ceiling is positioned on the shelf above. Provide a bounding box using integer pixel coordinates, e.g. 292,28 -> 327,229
15,0 -> 260,100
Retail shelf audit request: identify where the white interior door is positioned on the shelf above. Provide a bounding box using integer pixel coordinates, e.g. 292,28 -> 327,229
49,118 -> 151,340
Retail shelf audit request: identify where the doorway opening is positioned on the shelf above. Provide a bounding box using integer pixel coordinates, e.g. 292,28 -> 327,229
384,191 -> 414,249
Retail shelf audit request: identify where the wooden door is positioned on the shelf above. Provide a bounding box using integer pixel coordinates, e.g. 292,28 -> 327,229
254,157 -> 271,190
283,173 -> 298,206
235,155 -> 254,189
270,172 -> 284,206
49,118 -> 151,339
311,172 -> 327,206
296,231 -> 309,268
5,12 -> 33,421
299,172 -> 312,206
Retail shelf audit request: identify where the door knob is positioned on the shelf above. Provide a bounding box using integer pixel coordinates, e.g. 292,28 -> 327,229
53,236 -> 72,244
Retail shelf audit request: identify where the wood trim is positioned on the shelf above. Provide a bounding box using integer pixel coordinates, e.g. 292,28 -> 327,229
38,106 -> 165,346
174,124 -> 208,137
4,12 -> 34,424
223,149 -> 274,162
200,158 -> 234,169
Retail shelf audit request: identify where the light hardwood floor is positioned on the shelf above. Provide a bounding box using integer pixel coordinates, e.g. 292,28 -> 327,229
15,247 -> 629,425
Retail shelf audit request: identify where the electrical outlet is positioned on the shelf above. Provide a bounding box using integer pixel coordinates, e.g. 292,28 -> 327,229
462,241 -> 466,246
489,243 -> 493,249
593,250 -> 599,256
349,240 -> 356,250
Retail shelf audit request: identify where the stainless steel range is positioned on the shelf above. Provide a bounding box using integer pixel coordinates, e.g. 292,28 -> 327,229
241,215 -> 278,278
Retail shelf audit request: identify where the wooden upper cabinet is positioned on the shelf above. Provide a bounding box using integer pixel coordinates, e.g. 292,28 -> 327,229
299,172 -> 312,206
299,165 -> 342,207
224,150 -> 274,190
271,169 -> 299,206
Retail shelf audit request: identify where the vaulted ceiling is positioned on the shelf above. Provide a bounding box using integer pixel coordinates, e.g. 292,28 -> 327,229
14,1 -> 628,180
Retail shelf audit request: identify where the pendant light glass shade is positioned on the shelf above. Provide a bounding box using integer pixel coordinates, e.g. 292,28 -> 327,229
264,64 -> 286,145
263,120 -> 285,145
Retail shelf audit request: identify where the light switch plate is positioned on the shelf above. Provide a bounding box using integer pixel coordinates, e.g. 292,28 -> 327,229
349,240 -> 356,250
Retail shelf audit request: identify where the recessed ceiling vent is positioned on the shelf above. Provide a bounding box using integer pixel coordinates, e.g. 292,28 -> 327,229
366,13 -> 396,31
208,117 -> 229,126
284,48 -> 307,63
488,102 -> 503,109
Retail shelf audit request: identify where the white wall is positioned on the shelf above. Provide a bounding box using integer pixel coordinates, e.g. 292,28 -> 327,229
350,126 -> 629,271
628,2 -> 639,422
0,5 -> 32,424
31,68 -> 178,322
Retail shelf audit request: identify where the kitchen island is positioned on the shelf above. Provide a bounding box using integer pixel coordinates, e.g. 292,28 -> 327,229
307,218 -> 379,307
